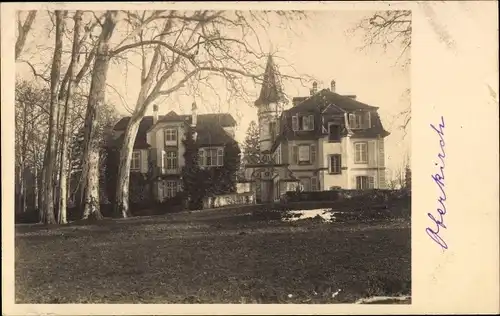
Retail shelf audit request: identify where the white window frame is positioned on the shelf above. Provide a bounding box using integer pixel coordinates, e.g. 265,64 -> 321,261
276,145 -> 282,164
349,113 -> 364,129
329,154 -> 342,174
164,180 -> 178,198
164,128 -> 177,142
164,151 -> 178,170
354,142 -> 368,164
199,147 -> 224,167
131,150 -> 141,170
356,176 -> 374,190
292,114 -> 315,131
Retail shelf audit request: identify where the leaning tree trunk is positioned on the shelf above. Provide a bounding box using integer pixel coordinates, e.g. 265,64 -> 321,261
80,10 -> 118,220
43,10 -> 65,225
58,10 -> 83,225
114,116 -> 142,218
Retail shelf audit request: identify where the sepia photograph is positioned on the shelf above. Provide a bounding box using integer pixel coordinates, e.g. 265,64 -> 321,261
13,8 -> 412,304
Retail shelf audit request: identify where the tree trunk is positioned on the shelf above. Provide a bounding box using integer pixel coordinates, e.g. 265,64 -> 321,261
43,10 -> 65,225
34,166 -> 39,211
15,11 -> 37,60
58,11 -> 83,225
114,116 -> 142,218
82,150 -> 103,220
80,10 -> 118,220
39,147 -> 47,223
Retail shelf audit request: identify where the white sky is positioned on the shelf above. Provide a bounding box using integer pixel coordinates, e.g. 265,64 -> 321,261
17,10 -> 410,174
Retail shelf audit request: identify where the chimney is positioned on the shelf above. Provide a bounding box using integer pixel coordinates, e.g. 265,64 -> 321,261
311,81 -> 318,95
330,80 -> 336,93
191,101 -> 198,127
191,101 -> 198,141
153,104 -> 159,124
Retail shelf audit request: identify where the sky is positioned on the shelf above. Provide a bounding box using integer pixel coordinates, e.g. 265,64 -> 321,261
17,10 -> 411,176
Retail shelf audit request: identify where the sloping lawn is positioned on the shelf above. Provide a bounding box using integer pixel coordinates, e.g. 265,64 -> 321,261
15,210 -> 411,304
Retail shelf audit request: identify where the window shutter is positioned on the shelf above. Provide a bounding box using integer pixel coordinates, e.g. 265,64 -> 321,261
292,116 -> 298,131
353,143 -> 359,163
217,148 -> 224,166
366,112 -> 372,129
309,115 -> 314,131
348,113 -> 355,127
292,145 -> 298,164
311,176 -> 318,191
369,176 -> 375,189
368,141 -> 376,167
311,144 -> 317,164
378,139 -> 385,167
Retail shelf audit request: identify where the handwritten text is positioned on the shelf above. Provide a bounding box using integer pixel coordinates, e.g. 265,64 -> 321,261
426,116 -> 448,250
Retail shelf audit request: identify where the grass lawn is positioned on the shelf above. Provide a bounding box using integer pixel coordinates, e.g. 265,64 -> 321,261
15,209 -> 411,304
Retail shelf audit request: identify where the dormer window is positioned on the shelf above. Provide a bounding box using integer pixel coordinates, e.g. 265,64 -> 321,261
349,112 -> 371,129
199,147 -> 224,167
292,114 -> 314,131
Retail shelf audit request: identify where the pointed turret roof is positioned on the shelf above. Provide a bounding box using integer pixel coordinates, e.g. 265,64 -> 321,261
254,54 -> 284,107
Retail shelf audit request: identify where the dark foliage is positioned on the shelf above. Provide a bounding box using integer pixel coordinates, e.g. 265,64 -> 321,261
182,127 -> 241,210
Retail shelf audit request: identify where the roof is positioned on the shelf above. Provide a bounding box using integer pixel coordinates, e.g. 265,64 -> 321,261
113,113 -> 237,131
109,112 -> 238,149
254,54 -> 284,107
269,89 -> 389,151
287,89 -> 378,114
194,123 -> 236,147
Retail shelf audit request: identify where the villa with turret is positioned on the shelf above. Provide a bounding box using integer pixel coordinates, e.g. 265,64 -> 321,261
110,54 -> 390,205
245,55 -> 390,203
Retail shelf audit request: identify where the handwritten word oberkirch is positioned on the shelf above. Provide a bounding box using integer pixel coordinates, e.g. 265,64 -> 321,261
426,116 -> 448,250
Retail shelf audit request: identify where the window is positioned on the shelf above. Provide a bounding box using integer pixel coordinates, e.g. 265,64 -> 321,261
356,176 -> 374,190
131,151 -> 141,170
349,113 -> 364,129
164,151 -> 178,170
302,115 -> 314,131
274,145 -> 282,164
354,142 -> 368,164
311,176 -> 318,191
164,180 -> 178,198
292,144 -> 316,164
292,114 -> 314,131
200,148 -> 224,167
269,121 -> 277,142
298,145 -> 310,162
328,123 -> 341,142
300,177 -> 311,191
329,154 -> 342,174
164,128 -> 177,142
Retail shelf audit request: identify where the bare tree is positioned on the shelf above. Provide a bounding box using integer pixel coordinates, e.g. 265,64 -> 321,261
352,10 -> 411,133
42,10 -> 66,224
16,11 -> 37,60
58,11 -> 84,224
110,10 -> 308,217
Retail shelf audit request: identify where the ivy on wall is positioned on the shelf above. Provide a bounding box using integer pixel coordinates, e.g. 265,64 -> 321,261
182,127 -> 241,210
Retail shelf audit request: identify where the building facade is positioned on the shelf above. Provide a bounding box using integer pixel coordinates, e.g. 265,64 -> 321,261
110,102 -> 240,202
248,55 -> 390,202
